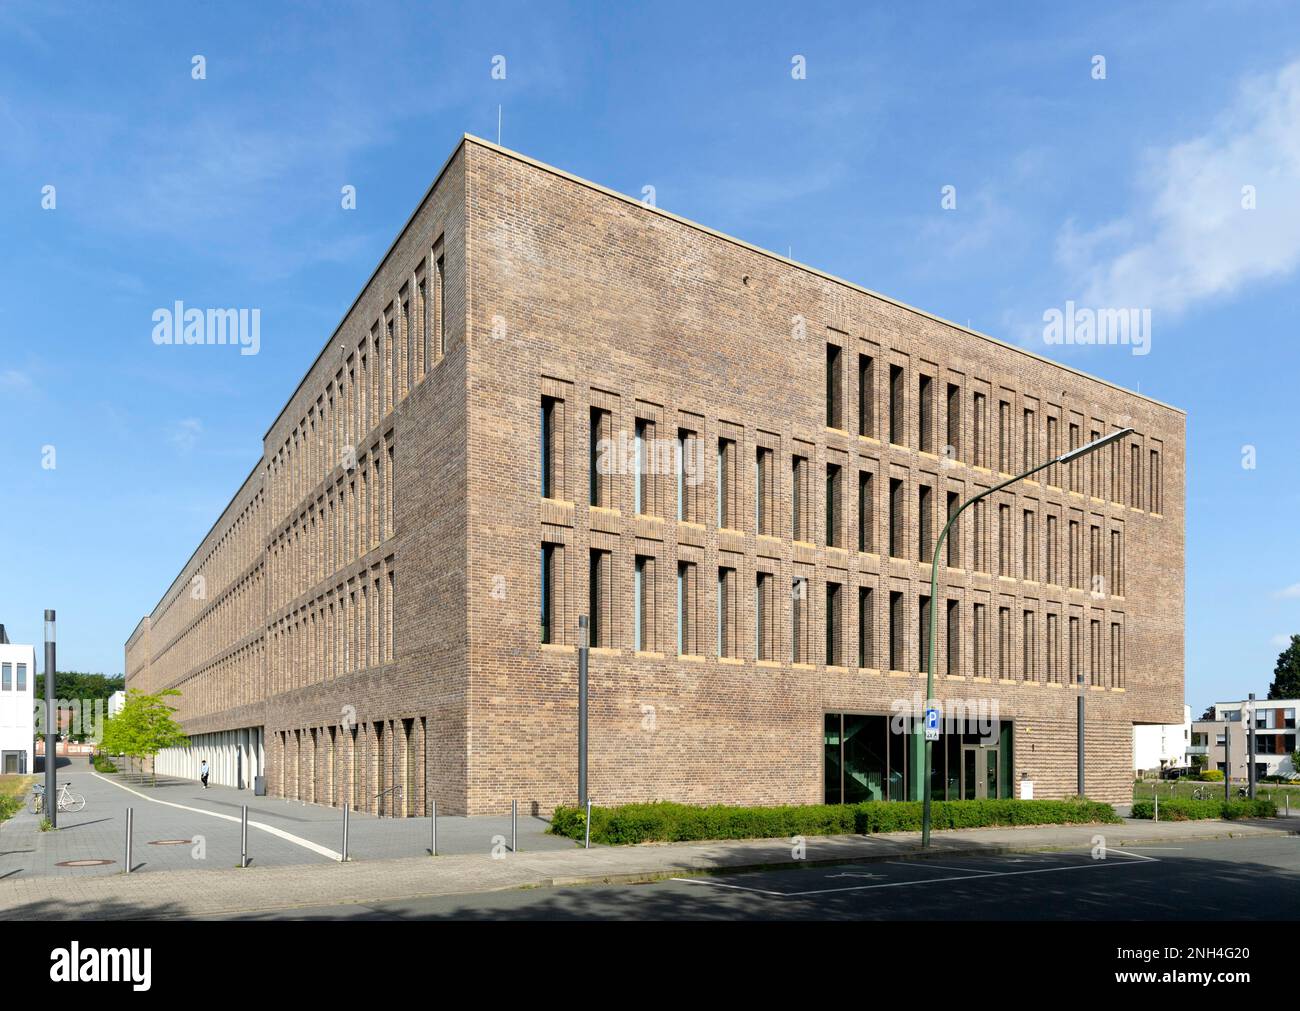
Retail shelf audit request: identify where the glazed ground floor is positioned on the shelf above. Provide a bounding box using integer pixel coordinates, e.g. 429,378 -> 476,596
153,699 -> 1138,814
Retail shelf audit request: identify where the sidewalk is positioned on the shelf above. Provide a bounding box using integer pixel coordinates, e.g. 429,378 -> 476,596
0,815 -> 1291,920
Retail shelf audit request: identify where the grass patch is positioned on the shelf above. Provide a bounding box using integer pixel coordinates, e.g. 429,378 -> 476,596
550,798 -> 1120,845
1130,797 -> 1277,821
0,775 -> 35,823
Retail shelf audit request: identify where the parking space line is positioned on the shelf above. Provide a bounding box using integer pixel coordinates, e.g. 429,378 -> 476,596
884,860 -> 999,875
669,851 -> 1158,899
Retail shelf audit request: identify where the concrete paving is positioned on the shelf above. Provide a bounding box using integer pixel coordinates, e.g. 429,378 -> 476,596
0,758 -> 578,883
0,797 -> 1291,920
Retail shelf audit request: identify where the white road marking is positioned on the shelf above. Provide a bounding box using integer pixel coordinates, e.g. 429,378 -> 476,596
669,852 -> 1158,898
91,772 -> 341,861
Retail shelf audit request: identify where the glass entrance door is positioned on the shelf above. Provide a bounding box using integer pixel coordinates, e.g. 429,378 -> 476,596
961,745 -> 1000,799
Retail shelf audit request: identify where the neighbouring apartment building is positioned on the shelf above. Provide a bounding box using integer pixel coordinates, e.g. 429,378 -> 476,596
125,135 -> 1185,814
0,625 -> 36,775
1132,703 -> 1191,775
1192,700 -> 1298,782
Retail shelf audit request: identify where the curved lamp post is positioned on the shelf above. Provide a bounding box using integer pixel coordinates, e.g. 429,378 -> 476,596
920,428 -> 1133,847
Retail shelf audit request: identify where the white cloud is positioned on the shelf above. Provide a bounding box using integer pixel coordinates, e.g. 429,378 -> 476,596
1276,583 -> 1300,599
1057,59 -> 1300,317
1272,634 -> 1294,648
169,418 -> 203,454
0,369 -> 33,392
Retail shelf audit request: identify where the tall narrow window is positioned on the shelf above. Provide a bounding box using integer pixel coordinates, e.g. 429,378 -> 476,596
918,484 -> 933,562
946,491 -> 960,568
634,555 -> 650,651
677,561 -> 697,655
826,581 -> 843,666
946,383 -> 961,460
998,503 -> 1011,576
589,408 -> 610,508
1149,448 -> 1162,513
792,578 -> 809,663
1022,407 -> 1036,470
1089,525 -> 1102,595
826,343 -> 843,429
1110,622 -> 1124,687
1110,528 -> 1123,596
888,591 -> 904,671
946,599 -> 961,676
716,437 -> 735,528
972,498 -> 987,572
919,374 -> 934,453
1047,416 -> 1059,485
858,586 -> 873,668
1022,610 -> 1036,681
1046,514 -> 1058,584
1022,510 -> 1037,580
918,594 -> 931,672
634,419 -> 649,514
1089,429 -> 1101,497
541,396 -> 559,499
435,253 -> 446,355
677,428 -> 697,522
756,571 -> 773,660
1068,519 -> 1081,589
826,463 -> 842,548
1068,615 -> 1081,685
1068,423 -> 1081,492
888,478 -> 904,558
858,354 -> 874,437
1090,618 -> 1102,686
889,365 -> 905,445
792,455 -> 809,541
998,606 -> 1012,678
973,393 -> 987,468
755,447 -> 773,535
973,603 -> 987,677
588,549 -> 610,648
858,471 -> 873,552
998,400 -> 1011,472
540,543 -> 556,644
718,567 -> 737,658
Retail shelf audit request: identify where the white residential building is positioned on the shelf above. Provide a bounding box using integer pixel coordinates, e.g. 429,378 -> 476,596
0,628 -> 37,775
1133,704 -> 1192,775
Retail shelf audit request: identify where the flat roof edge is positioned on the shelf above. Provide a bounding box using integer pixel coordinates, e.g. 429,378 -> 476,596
461,134 -> 1185,418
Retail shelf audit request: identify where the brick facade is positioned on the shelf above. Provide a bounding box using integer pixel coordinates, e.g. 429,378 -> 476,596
126,135 -> 1184,813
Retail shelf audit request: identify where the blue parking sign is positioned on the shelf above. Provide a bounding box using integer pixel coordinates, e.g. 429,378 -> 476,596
924,706 -> 940,741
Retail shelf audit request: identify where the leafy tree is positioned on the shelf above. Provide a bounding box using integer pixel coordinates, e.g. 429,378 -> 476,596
100,688 -> 187,786
32,672 -> 126,742
1268,635 -> 1300,700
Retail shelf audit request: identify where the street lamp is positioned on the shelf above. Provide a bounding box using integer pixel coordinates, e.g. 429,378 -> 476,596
43,609 -> 57,829
920,427 -> 1133,847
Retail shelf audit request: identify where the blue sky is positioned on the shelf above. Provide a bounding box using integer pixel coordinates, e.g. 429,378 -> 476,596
0,0 -> 1296,712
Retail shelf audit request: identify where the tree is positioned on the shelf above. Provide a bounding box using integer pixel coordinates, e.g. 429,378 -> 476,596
33,671 -> 127,742
1267,635 -> 1300,700
100,688 -> 187,786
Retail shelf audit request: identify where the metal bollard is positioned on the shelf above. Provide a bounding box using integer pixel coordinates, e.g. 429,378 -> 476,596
584,797 -> 593,850
124,807 -> 133,874
430,799 -> 437,856
341,803 -> 350,862
511,799 -> 517,853
240,804 -> 249,868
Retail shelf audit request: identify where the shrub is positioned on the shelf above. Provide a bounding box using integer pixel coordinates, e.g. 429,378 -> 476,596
1198,769 -> 1225,782
549,798 -> 1119,845
91,754 -> 118,773
0,795 -> 21,823
1130,797 -> 1276,821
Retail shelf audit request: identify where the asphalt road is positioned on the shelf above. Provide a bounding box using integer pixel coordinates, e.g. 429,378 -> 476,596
207,834 -> 1300,921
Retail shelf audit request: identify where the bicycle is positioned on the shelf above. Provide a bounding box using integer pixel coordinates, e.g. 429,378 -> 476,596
29,782 -> 86,815
1191,786 -> 1209,801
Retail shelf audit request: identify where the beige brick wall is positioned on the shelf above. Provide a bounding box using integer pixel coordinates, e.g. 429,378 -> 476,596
127,135 -> 1184,814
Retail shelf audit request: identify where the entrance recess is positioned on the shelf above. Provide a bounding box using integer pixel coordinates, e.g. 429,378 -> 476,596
961,745 -> 1000,799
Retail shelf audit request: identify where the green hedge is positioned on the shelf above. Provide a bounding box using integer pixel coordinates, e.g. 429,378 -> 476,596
550,798 -> 1119,845
1130,797 -> 1276,821
91,754 -> 118,773
1198,769 -> 1225,782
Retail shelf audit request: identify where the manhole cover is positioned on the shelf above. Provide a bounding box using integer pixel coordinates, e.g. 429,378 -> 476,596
55,859 -> 115,867
148,839 -> 193,846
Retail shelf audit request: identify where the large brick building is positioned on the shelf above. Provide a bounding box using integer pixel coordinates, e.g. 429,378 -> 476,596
126,134 -> 1184,814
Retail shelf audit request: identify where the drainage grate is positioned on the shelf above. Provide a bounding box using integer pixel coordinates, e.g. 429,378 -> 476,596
55,859 -> 115,867
147,839 -> 193,846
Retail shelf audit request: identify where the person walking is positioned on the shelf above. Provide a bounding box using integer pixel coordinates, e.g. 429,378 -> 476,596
200,759 -> 210,789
